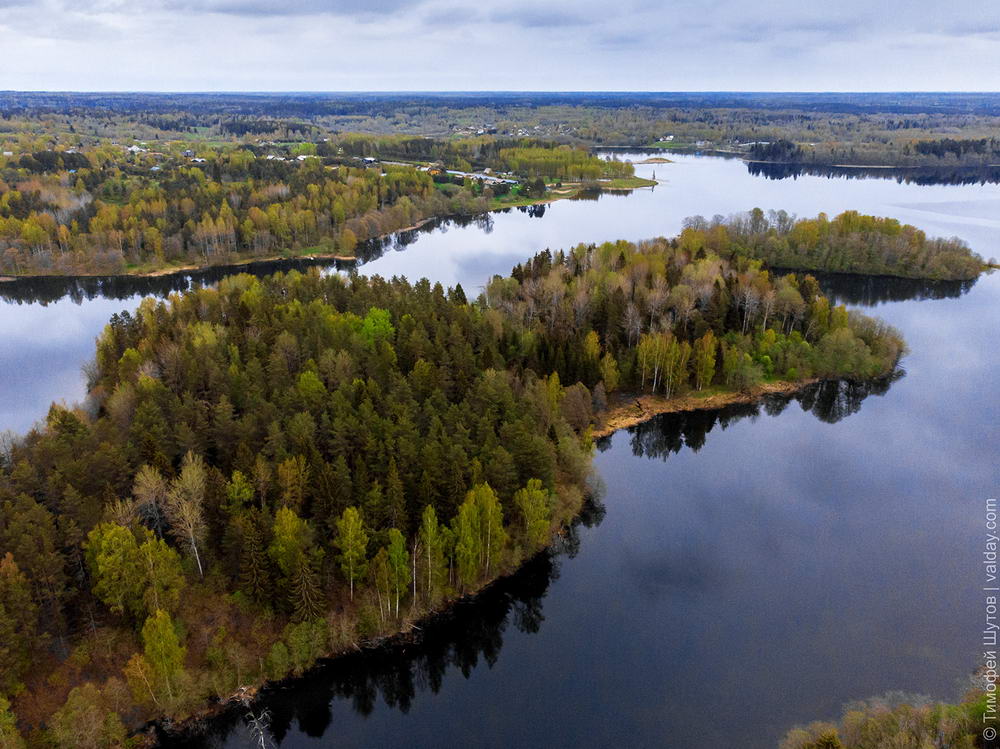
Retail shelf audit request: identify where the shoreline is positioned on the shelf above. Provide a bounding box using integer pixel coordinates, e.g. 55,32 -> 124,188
151,547 -> 554,744
591,378 -> 819,439
149,376 -> 820,745
0,193 -> 571,283
0,180 -> 658,284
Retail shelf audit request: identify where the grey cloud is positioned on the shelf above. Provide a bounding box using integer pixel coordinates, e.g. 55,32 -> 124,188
161,0 -> 421,17
422,5 -> 481,27
3,0 -> 999,90
489,7 -> 595,30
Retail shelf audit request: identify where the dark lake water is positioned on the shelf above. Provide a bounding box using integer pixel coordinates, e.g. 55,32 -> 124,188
2,155 -> 998,748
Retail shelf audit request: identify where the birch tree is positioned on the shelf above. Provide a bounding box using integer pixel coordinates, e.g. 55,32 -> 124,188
334,507 -> 368,600
165,451 -> 207,577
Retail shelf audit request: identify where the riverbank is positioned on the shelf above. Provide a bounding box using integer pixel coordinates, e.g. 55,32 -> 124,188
592,379 -> 820,438
0,179 -> 653,283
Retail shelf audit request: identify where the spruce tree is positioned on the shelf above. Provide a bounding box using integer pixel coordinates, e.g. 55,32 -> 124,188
290,552 -> 323,622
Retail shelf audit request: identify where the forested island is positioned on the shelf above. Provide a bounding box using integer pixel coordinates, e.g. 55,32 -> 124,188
682,209 -> 989,281
0,234 -> 906,745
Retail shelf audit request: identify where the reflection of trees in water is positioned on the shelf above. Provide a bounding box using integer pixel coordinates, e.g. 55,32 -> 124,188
568,188 -> 635,203
614,372 -> 904,461
775,269 -> 976,306
160,495 -> 606,748
0,212 -> 506,305
0,256 -> 356,306
516,204 -> 547,218
747,161 -> 1000,186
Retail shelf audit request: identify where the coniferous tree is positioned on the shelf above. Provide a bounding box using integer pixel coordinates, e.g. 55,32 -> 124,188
238,513 -> 270,602
290,551 -> 323,622
385,459 -> 406,533
0,554 -> 39,696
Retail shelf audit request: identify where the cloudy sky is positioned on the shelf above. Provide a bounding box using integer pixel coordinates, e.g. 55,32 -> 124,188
1,0 -> 997,91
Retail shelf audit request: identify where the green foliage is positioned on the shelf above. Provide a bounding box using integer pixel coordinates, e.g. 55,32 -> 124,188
697,209 -> 985,281
0,234 -> 906,735
237,512 -> 270,602
599,352 -> 620,392
471,483 -> 506,579
693,330 -> 717,390
85,524 -> 185,623
49,683 -> 127,749
284,618 -> 326,674
268,507 -> 314,579
385,528 -> 411,618
418,505 -> 448,603
289,551 -> 324,622
493,239 -> 903,401
335,507 -> 368,600
514,479 -> 552,551
500,146 -> 634,181
0,695 -> 24,748
266,640 -> 291,681
141,609 -> 186,703
360,307 -> 395,348
452,495 -> 482,590
224,470 -> 254,514
0,146 -> 455,276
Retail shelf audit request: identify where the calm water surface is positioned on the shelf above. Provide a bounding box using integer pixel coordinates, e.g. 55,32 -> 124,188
2,155 -> 998,747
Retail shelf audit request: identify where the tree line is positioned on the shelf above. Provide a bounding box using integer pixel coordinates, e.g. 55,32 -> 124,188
498,147 -> 633,181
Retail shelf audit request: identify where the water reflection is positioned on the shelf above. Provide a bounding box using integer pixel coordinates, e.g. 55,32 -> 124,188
0,212 -> 515,306
747,161 -> 1000,186
159,497 -> 606,749
603,374 -> 903,461
0,239 -> 979,312
802,271 -> 978,306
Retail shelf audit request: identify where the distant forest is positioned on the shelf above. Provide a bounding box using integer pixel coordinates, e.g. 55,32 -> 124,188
3,92 -> 1000,167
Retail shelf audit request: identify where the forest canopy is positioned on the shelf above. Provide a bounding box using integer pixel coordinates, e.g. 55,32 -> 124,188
680,208 -> 987,281
0,234 -> 905,744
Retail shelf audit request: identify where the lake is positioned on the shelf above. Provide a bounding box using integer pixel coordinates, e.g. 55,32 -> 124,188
2,154 -> 997,747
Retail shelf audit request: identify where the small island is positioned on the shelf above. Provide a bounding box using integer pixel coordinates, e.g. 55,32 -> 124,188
671,208 -> 988,281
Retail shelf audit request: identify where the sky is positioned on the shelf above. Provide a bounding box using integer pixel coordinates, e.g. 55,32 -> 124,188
0,0 -> 998,91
